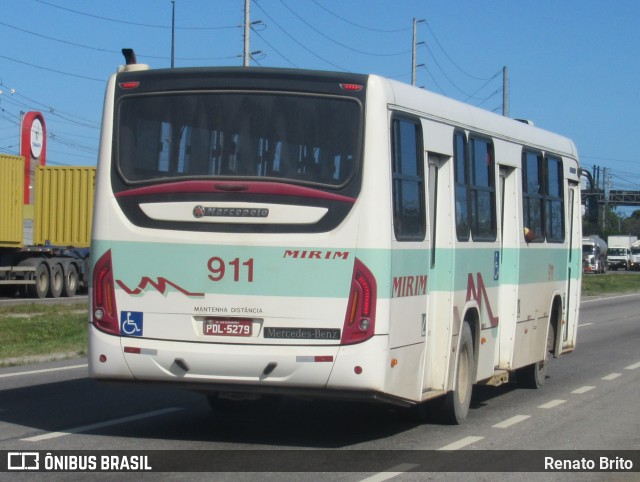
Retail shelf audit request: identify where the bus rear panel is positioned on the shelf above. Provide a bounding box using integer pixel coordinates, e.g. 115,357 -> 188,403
89,67 -> 396,404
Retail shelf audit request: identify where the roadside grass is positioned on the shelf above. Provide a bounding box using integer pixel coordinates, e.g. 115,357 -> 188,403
0,273 -> 638,366
0,303 -> 88,366
581,272 -> 640,297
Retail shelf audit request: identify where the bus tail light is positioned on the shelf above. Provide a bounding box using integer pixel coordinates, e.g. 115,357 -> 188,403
341,258 -> 376,345
92,249 -> 120,335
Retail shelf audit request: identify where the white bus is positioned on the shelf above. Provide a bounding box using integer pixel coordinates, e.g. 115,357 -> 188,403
89,51 -> 582,424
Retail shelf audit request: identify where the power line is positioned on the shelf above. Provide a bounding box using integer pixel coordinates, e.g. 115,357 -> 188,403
253,0 -> 348,71
279,0 -> 410,57
423,43 -> 499,100
0,54 -> 105,82
0,21 -> 238,62
424,22 -> 495,82
309,0 -> 410,33
251,28 -> 298,67
34,0 -> 238,30
0,84 -> 100,128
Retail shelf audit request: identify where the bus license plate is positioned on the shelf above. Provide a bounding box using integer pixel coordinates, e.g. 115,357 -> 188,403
203,319 -> 252,336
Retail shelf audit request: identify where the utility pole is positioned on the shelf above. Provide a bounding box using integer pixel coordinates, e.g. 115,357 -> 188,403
502,66 -> 509,116
603,167 -> 609,231
243,0 -> 250,67
411,18 -> 425,86
171,1 -> 175,68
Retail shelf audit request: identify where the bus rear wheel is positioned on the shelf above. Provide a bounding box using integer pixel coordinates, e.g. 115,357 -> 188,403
439,323 -> 475,424
517,320 -> 555,389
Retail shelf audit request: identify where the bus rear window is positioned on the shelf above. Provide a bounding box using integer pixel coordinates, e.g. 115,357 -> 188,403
116,92 -> 362,187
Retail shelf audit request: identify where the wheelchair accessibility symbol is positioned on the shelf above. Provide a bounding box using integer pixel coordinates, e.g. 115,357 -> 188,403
120,311 -> 143,336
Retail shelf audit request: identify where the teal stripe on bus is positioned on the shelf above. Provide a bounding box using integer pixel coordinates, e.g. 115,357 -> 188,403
93,240 -> 580,300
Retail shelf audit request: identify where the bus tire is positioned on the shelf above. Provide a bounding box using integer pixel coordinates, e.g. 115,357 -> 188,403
440,323 -> 475,424
26,262 -> 50,299
63,264 -> 79,297
48,264 -> 64,298
517,320 -> 554,389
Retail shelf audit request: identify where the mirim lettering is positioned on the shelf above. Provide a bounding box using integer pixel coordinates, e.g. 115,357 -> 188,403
392,275 -> 428,298
283,250 -> 350,260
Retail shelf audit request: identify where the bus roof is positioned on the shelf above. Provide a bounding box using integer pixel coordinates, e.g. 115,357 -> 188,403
377,74 -> 578,160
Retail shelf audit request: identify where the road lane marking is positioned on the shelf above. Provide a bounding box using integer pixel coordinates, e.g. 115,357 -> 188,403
579,322 -> 594,327
437,436 -> 484,451
492,415 -> 530,428
358,464 -> 419,482
625,361 -> 640,370
582,293 -> 640,304
21,407 -> 183,442
571,386 -> 595,394
602,373 -> 621,380
538,399 -> 566,409
0,364 -> 88,379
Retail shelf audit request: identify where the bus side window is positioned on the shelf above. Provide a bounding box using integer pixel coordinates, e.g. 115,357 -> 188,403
454,131 -> 470,241
522,150 -> 544,242
391,116 -> 425,241
545,156 -> 565,243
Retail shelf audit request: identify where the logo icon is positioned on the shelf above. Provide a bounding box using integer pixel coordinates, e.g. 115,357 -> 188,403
120,311 -> 143,336
193,205 -> 205,218
8,452 -> 39,470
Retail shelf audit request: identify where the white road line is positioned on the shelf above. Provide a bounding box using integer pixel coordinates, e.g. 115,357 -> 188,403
582,293 -> 640,304
492,415 -> 530,428
22,407 -> 183,442
602,373 -> 622,380
625,361 -> 640,370
0,364 -> 88,379
437,436 -> 484,451
358,464 -> 419,482
579,322 -> 594,327
538,399 -> 566,409
571,386 -> 595,394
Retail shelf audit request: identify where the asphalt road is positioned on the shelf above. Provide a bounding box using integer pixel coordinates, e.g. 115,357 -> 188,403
0,294 -> 638,481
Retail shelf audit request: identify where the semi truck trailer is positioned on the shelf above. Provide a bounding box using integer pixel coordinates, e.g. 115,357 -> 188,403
0,153 -> 95,298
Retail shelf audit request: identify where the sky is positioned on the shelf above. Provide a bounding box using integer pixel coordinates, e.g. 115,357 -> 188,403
1,0 -> 639,206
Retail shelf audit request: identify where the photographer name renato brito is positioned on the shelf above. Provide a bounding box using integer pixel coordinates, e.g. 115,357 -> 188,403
545,456 -> 634,471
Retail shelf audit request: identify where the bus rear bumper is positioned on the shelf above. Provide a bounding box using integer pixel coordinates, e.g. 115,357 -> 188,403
88,324 -> 389,396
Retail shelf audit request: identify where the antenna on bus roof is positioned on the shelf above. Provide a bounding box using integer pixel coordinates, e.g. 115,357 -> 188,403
122,49 -> 137,65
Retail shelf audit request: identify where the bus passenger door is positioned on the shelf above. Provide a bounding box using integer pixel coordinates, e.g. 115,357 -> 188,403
561,182 -> 581,352
420,153 -> 443,394
387,115 -> 431,402
497,165 -> 519,369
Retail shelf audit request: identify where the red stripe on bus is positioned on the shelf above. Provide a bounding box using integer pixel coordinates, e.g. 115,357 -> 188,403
115,181 -> 356,204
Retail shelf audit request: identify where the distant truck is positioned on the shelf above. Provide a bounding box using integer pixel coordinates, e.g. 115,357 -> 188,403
582,235 -> 607,274
0,154 -> 95,298
607,235 -> 637,271
629,240 -> 640,271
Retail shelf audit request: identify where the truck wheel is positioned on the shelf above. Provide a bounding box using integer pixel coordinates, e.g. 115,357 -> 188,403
48,264 -> 64,298
26,263 -> 49,299
63,264 -> 79,297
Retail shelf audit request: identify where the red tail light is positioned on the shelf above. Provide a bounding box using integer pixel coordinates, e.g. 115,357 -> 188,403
92,249 -> 120,335
341,258 -> 376,345
339,83 -> 363,92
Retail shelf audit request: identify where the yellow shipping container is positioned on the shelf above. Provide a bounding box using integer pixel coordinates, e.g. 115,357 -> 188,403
34,166 -> 96,248
0,154 -> 25,248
